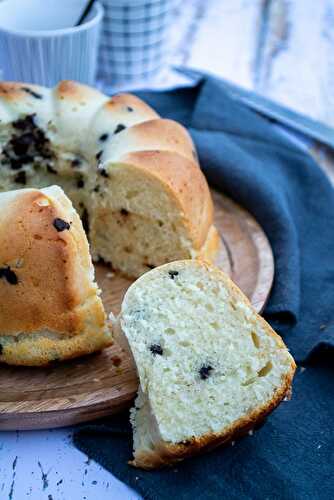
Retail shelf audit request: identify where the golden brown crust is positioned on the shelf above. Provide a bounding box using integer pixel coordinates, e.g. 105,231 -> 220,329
198,225 -> 220,262
54,80 -> 105,103
131,369 -> 294,469
0,187 -> 112,366
105,93 -> 159,119
108,119 -> 196,163
118,151 -> 214,251
0,82 -> 46,102
125,260 -> 296,469
0,189 -> 87,334
0,323 -> 112,367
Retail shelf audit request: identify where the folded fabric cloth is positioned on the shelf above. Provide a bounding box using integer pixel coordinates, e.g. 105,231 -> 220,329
74,73 -> 334,499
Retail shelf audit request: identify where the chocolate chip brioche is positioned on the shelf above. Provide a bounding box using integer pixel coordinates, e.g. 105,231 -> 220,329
115,260 -> 296,469
0,81 -> 219,278
0,185 -> 112,366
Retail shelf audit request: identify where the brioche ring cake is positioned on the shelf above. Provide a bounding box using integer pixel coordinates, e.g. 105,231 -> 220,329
0,186 -> 112,366
0,81 -> 219,278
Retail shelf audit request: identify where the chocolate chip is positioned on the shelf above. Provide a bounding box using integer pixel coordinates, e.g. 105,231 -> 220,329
34,127 -> 46,140
97,255 -> 109,265
10,133 -> 34,155
199,365 -> 213,380
127,106 -> 133,112
2,114 -> 54,172
40,148 -> 53,160
77,178 -> 85,188
71,158 -> 81,168
99,168 -> 109,178
21,87 -> 43,99
34,129 -> 49,151
96,150 -> 103,161
14,171 -> 26,184
99,133 -> 109,142
53,218 -> 70,232
93,185 -> 100,193
168,270 -> 179,280
0,344 -> 2,355
47,165 -> 57,174
150,344 -> 163,356
12,114 -> 36,130
9,158 -> 25,170
80,206 -> 89,234
7,156 -> 31,170
0,266 -> 18,285
114,124 -> 126,134
120,208 -> 129,216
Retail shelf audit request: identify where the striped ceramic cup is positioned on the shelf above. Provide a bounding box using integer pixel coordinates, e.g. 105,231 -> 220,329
0,0 -> 104,86
98,0 -> 176,86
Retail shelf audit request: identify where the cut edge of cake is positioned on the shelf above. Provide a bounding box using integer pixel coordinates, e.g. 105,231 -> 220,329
114,259 -> 296,469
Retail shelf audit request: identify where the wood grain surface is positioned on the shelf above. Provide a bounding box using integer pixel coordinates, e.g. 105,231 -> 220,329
0,190 -> 274,430
167,0 -> 334,180
170,0 -> 334,129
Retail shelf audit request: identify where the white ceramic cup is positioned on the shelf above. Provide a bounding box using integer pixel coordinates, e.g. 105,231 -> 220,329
98,0 -> 176,86
0,0 -> 104,86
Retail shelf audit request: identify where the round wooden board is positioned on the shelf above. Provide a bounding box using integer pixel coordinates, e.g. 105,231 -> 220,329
0,190 -> 274,430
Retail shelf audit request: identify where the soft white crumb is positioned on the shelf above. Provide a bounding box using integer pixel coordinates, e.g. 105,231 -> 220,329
123,261 -> 294,451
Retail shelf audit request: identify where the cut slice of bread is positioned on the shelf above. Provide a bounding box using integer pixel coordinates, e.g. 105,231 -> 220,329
116,260 -> 296,469
0,185 -> 112,366
89,151 -> 218,276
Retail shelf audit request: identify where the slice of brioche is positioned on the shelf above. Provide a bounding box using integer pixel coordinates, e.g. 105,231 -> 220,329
0,185 -> 112,366
116,260 -> 296,469
90,151 -> 218,277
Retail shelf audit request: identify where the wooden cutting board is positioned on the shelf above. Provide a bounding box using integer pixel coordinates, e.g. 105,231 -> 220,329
0,190 -> 274,430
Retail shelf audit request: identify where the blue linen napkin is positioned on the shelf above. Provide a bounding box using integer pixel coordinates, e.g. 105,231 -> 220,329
74,73 -> 334,499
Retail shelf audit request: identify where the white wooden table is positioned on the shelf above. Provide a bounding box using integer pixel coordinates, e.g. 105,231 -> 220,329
0,1 -> 333,499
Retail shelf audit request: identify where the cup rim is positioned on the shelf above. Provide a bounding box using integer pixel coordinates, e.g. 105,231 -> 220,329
0,1 -> 104,38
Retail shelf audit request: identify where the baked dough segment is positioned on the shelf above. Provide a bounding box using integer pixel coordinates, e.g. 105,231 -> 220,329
0,185 -> 112,366
117,260 -> 296,469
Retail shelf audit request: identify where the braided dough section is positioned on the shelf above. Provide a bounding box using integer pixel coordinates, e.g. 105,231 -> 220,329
0,81 -> 219,278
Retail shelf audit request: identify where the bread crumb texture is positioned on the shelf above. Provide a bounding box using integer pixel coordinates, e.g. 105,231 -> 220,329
119,260 -> 296,468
